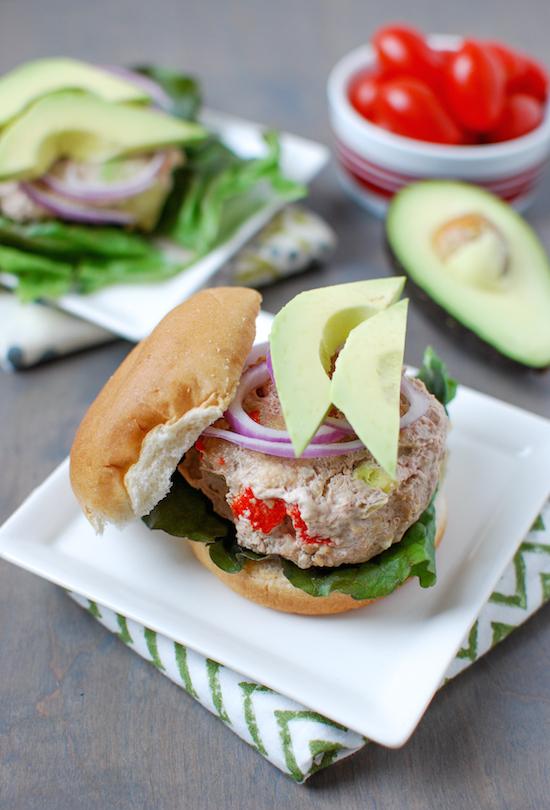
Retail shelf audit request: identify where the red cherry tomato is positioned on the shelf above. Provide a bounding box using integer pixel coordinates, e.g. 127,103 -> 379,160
488,93 -> 544,141
372,25 -> 442,89
485,42 -> 527,84
445,40 -> 506,131
375,77 -> 463,144
348,69 -> 383,119
485,42 -> 548,101
511,57 -> 548,102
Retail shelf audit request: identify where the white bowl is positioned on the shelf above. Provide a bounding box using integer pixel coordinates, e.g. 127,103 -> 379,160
327,35 -> 550,215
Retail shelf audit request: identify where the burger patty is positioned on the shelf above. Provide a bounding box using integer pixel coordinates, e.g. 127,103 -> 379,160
180,375 -> 448,568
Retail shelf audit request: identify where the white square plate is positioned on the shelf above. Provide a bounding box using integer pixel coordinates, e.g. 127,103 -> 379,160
1,109 -> 328,341
1,335 -> 550,747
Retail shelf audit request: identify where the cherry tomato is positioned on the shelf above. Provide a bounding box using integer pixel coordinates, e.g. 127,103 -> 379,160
375,77 -> 463,144
485,42 -> 526,84
372,25 -> 442,89
445,40 -> 506,131
486,42 -> 548,101
348,68 -> 382,119
488,93 -> 544,141
511,57 -> 548,102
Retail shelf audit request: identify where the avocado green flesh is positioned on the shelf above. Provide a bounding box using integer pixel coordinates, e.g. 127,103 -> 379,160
332,300 -> 408,478
0,92 -> 206,181
387,181 -> 550,368
269,277 -> 405,455
0,58 -> 149,128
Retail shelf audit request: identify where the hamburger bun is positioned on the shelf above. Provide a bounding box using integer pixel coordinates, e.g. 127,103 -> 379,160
188,492 -> 447,615
70,287 -> 261,532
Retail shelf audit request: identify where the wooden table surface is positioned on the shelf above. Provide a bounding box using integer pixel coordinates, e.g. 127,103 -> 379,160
1,1 -> 550,808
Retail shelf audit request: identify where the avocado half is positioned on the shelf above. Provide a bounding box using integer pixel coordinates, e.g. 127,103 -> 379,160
386,181 -> 550,369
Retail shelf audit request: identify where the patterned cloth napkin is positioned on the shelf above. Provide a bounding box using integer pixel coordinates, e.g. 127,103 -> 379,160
69,501 -> 549,783
0,205 -> 335,371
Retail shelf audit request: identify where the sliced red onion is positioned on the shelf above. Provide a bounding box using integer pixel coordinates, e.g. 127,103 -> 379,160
20,182 -> 135,225
325,415 -> 354,433
232,342 -> 429,460
42,152 -> 167,204
244,341 -> 270,369
100,65 -> 173,110
203,426 -> 366,459
225,362 -> 350,444
400,376 -> 430,429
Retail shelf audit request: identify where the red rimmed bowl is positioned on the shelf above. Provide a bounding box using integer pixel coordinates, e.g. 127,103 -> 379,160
327,36 -> 550,215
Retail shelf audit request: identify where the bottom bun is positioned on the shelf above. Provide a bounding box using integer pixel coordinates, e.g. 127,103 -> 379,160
189,493 -> 447,615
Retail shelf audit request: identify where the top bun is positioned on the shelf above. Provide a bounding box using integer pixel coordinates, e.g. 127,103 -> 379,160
70,287 -> 261,532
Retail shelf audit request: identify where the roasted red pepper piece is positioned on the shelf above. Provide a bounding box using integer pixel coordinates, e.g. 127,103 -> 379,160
231,487 -> 287,534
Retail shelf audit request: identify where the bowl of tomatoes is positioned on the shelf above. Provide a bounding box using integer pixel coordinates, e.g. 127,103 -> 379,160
327,25 -> 550,215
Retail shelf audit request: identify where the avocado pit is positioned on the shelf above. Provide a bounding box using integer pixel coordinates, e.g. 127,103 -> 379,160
432,212 -> 510,290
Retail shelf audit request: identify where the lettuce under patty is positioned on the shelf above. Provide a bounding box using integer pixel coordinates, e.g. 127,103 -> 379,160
143,471 -> 437,600
142,351 -> 454,600
0,66 -> 304,300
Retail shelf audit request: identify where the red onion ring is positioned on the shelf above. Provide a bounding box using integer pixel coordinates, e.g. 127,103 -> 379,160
20,182 -> 135,225
225,362 -> 351,444
244,341 -> 270,369
400,376 -> 431,429
222,343 -> 430,458
202,426 -> 366,459
100,65 -> 173,110
42,152 -> 167,204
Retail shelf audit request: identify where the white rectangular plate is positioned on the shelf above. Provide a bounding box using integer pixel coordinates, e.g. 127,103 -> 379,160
1,361 -> 550,747
1,109 -> 328,341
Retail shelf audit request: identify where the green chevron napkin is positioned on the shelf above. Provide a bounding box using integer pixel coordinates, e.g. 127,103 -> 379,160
69,500 -> 549,782
0,205 -> 335,371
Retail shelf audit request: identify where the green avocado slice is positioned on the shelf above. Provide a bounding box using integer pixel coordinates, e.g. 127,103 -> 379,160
386,180 -> 550,368
269,277 -> 405,456
0,91 -> 206,181
0,58 -> 150,128
331,299 -> 408,478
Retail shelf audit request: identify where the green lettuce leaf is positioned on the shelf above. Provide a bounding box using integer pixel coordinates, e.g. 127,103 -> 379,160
417,346 -> 457,412
207,534 -> 267,574
142,473 -> 266,573
134,66 -> 201,121
0,215 -> 155,259
142,473 -> 228,541
281,499 -> 437,600
0,244 -> 74,300
531,514 -> 545,531
0,237 -> 186,300
76,252 -> 184,293
165,130 -> 305,254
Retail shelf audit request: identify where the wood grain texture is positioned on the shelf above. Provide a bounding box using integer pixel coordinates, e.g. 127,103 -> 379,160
1,1 -> 550,808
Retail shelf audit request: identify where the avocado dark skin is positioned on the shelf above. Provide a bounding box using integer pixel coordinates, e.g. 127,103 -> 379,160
384,236 -> 550,374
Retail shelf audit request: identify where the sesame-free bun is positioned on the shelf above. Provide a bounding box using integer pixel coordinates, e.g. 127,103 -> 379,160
189,493 -> 447,615
70,287 -> 261,532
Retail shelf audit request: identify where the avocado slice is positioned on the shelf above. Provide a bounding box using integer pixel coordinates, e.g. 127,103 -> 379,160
0,92 -> 206,181
386,181 -> 550,368
269,277 -> 405,455
331,299 -> 408,478
0,58 -> 150,128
